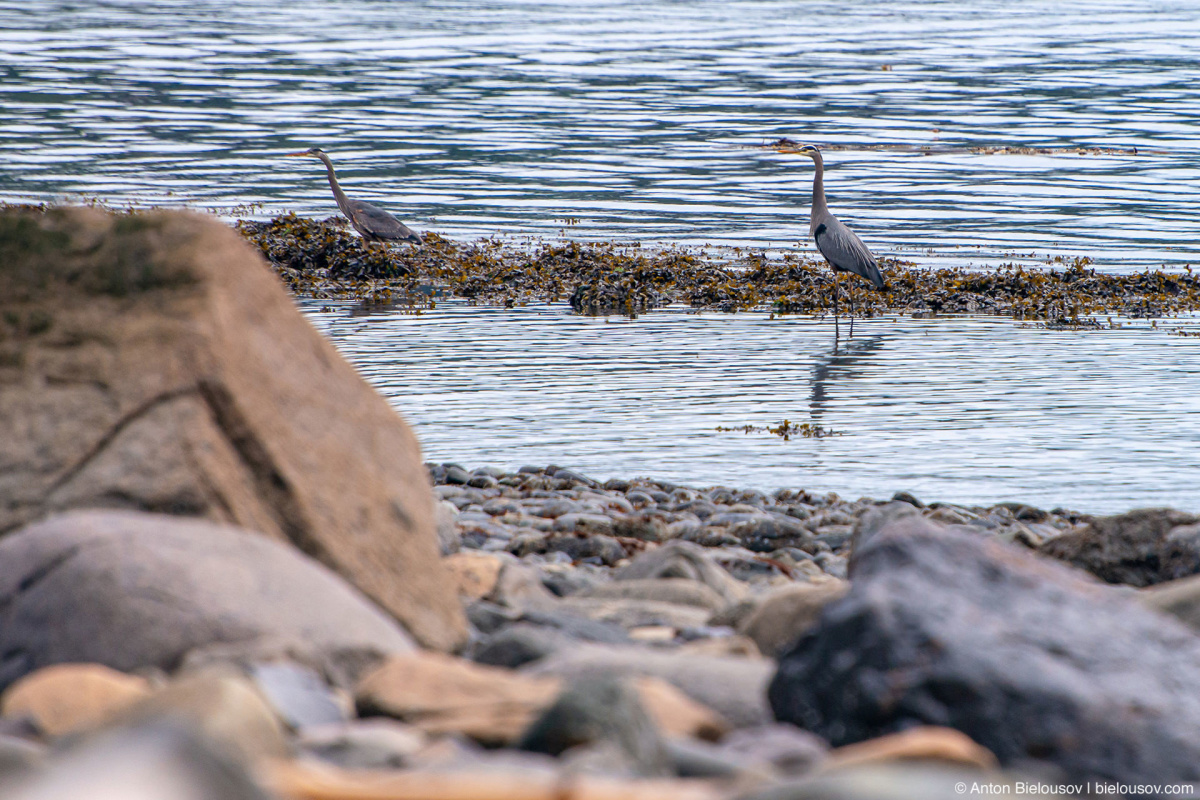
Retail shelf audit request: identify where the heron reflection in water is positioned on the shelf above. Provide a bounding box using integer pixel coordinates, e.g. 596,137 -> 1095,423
285,147 -> 423,247
778,142 -> 885,338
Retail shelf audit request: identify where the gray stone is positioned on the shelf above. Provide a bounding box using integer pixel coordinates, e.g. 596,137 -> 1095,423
557,597 -> 713,630
543,533 -> 627,565
718,723 -> 828,775
616,541 -> 747,603
738,581 -> 849,657
519,675 -> 670,778
1,722 -> 272,800
1039,508 -> 1200,586
434,500 -> 462,555
736,764 -> 1054,800
248,661 -> 347,730
770,515 -> 1200,782
295,719 -> 426,770
525,643 -> 773,728
577,578 -> 728,611
848,501 -> 922,556
732,516 -> 817,554
0,511 -> 416,691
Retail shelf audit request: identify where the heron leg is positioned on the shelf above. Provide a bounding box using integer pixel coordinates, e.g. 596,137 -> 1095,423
832,271 -> 840,339
849,284 -> 855,338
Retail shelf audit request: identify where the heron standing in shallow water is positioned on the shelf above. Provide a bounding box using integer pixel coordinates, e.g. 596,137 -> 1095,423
783,143 -> 885,337
285,147 -> 423,247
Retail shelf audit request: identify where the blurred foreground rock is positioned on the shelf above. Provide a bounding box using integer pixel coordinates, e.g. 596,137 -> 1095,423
770,515 -> 1200,782
0,206 -> 464,650
0,511 -> 416,689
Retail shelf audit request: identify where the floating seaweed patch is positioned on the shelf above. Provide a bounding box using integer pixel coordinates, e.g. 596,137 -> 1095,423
716,420 -> 840,440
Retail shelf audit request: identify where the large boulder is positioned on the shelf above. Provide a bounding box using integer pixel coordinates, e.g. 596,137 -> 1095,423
0,510 -> 416,689
769,516 -> 1200,783
0,206 -> 464,650
1039,507 -> 1200,587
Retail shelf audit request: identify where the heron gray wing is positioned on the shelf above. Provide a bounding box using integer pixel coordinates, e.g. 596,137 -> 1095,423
346,199 -> 423,244
813,216 -> 884,288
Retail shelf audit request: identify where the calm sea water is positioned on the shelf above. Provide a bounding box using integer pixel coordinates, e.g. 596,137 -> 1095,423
3,1 -> 1200,510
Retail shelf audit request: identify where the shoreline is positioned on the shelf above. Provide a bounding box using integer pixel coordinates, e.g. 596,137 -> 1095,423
430,462 -> 1094,586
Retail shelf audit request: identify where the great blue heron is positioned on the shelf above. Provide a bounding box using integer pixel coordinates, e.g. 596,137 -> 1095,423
784,143 -> 885,337
285,147 -> 423,247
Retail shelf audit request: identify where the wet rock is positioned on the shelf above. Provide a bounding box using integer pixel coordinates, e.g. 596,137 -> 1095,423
770,516 -> 1200,782
541,532 -> 627,565
617,541 -> 748,604
1039,507 -> 1200,586
0,511 -> 415,691
732,516 -> 817,554
738,581 -> 849,657
519,676 -> 671,778
0,206 -> 464,651
1,663 -> 152,738
248,661 -> 347,731
525,643 -> 773,728
294,718 -> 426,770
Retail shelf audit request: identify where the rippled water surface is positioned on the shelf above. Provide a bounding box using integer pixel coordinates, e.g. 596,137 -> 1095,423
4,1 -> 1200,508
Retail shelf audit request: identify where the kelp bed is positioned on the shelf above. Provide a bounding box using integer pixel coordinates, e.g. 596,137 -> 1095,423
236,214 -> 1200,326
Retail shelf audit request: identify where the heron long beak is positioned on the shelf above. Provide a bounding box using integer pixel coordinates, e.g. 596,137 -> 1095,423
283,151 -> 311,157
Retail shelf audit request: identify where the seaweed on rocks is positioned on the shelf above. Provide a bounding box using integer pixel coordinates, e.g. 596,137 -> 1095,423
228,213 -> 1200,322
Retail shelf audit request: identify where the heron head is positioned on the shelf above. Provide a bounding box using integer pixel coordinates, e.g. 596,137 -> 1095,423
284,147 -> 325,158
771,139 -> 821,159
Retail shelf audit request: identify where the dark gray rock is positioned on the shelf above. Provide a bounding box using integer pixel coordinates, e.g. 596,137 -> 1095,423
0,511 -> 415,691
248,661 -> 348,730
770,515 -> 1200,783
1039,507 -> 1200,586
848,501 -> 922,556
733,516 -> 816,554
519,675 -> 670,778
472,624 -> 571,668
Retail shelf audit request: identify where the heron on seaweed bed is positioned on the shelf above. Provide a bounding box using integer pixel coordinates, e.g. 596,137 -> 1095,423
782,143 -> 885,337
285,147 -> 423,247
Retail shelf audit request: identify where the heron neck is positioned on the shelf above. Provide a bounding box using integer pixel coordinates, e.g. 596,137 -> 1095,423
317,153 -> 352,214
810,151 -> 829,228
